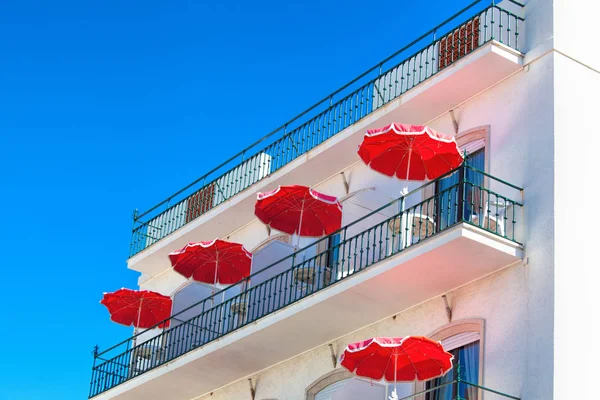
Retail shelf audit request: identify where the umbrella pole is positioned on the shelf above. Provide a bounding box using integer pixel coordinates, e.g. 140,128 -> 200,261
133,298 -> 143,347
295,197 -> 307,295
401,146 -> 412,199
129,327 -> 139,378
130,299 -> 143,378
393,353 -> 398,399
212,251 -> 219,306
296,197 -> 306,252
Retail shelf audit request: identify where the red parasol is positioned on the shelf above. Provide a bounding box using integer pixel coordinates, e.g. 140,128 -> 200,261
340,336 -> 453,398
169,239 -> 252,285
254,185 -> 342,238
100,288 -> 172,329
358,123 -> 463,193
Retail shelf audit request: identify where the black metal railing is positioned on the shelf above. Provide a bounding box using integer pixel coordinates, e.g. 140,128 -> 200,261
91,165 -> 524,397
399,366 -> 521,399
129,1 -> 525,257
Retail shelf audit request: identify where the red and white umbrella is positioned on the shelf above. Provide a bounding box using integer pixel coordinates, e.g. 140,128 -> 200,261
169,239 -> 252,289
254,185 -> 342,242
340,336 -> 453,399
358,123 -> 463,193
100,288 -> 172,329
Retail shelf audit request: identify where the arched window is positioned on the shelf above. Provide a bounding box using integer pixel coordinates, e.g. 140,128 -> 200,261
455,126 -> 489,170
171,282 -> 217,326
335,188 -> 394,279
436,127 -> 489,229
418,319 -> 484,400
165,282 -> 219,358
306,369 -> 394,400
251,233 -> 292,253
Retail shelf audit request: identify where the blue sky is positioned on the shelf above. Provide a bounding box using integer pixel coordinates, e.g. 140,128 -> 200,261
0,0 -> 476,398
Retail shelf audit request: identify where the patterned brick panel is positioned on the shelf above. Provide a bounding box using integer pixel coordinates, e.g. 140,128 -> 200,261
439,17 -> 480,70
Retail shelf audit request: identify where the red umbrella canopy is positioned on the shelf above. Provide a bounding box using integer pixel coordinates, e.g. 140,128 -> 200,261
169,239 -> 252,285
254,185 -> 342,237
100,288 -> 172,329
340,336 -> 453,382
358,123 -> 463,181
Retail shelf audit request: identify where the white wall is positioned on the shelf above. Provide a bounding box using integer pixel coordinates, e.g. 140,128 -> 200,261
520,0 -> 553,54
427,51 -> 555,399
140,163 -> 413,294
553,51 -> 600,399
135,2 -> 564,398
192,265 -> 528,400
133,48 -> 556,399
136,0 -> 553,297
554,0 -> 600,72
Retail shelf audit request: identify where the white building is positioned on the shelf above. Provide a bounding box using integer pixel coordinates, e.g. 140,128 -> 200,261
89,0 -> 600,399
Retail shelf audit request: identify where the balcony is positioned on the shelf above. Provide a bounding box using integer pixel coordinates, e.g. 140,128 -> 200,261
128,2 -> 525,263
90,165 -> 524,399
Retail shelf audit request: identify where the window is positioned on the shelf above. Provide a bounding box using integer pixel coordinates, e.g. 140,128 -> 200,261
247,235 -> 295,316
327,234 -> 341,270
417,319 -> 484,400
425,337 -> 480,399
167,282 -> 217,357
436,127 -> 488,229
252,234 -> 292,253
315,378 -> 389,400
171,282 -> 216,323
333,188 -> 391,279
307,372 -> 394,400
316,233 -> 341,278
437,148 -> 485,228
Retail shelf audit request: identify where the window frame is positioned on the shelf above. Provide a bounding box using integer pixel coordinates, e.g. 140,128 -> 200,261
454,125 -> 490,190
251,233 -> 292,253
307,370 -> 393,400
415,318 -> 485,400
431,126 -> 489,229
305,369 -> 354,400
168,281 -> 217,336
455,126 -> 490,172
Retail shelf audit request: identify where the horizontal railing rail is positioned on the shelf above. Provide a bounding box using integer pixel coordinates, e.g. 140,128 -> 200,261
128,1 -> 525,257
396,377 -> 521,400
91,165 -> 524,397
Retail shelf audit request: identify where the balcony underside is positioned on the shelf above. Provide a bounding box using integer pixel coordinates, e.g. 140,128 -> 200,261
128,41 -> 523,277
105,223 -> 522,400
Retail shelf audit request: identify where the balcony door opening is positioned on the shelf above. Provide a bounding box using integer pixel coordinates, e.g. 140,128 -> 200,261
166,282 -> 221,357
436,146 -> 485,230
425,334 -> 481,400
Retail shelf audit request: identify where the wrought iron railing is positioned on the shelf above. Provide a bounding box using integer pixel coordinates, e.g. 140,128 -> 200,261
91,165 -> 524,397
129,1 -> 525,257
399,366 -> 521,399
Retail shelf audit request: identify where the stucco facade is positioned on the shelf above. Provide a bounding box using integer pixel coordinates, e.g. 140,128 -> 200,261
91,0 -> 600,399
191,264 -> 528,400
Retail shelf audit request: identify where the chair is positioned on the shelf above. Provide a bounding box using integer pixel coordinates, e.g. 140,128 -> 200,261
130,344 -> 165,377
133,344 -> 164,361
294,265 -> 332,294
228,299 -> 248,330
471,200 -> 509,236
387,212 -> 436,254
